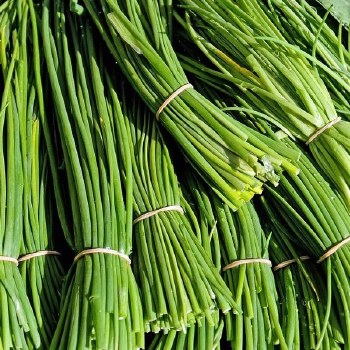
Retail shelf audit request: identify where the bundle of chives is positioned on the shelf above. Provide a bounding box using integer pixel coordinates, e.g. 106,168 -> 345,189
0,1 -> 43,348
12,2 -> 66,347
117,94 -> 238,332
257,132 -> 350,347
79,0 -> 299,211
183,174 -> 287,349
19,147 -> 65,348
147,187 -> 224,349
261,199 -> 344,349
177,0 -> 350,206
41,1 -> 143,348
218,202 -> 286,349
266,0 -> 350,120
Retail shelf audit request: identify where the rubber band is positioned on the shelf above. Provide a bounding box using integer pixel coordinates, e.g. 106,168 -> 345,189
18,250 -> 61,263
74,248 -> 131,265
0,256 -> 18,266
317,236 -> 350,263
133,205 -> 184,225
223,258 -> 272,272
306,117 -> 341,145
156,83 -> 193,120
273,256 -> 311,272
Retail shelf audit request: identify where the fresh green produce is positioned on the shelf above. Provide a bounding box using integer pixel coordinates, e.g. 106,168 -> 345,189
176,0 -> 350,206
14,2 -> 65,347
80,0 -> 299,211
147,181 -> 224,349
262,0 -> 350,121
258,131 -> 350,349
0,1 -> 45,348
148,313 -> 224,350
182,174 -> 287,349
117,96 -> 239,333
261,200 -> 344,349
216,202 -> 285,349
41,1 -> 143,348
1,1 -> 350,349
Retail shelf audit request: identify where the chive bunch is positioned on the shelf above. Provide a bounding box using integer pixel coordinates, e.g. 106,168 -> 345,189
79,0 -> 299,211
260,134 -> 350,347
117,97 -> 238,332
15,2 -> 65,347
266,0 -> 350,121
0,1 -> 44,348
261,200 -> 344,349
216,201 -> 286,349
41,1 -> 143,348
147,184 -> 225,349
177,0 -> 350,206
182,173 -> 287,349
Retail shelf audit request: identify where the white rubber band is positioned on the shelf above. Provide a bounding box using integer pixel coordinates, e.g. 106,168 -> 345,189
156,83 -> 193,120
306,117 -> 341,145
74,248 -> 131,265
223,258 -> 272,272
18,250 -> 61,263
273,256 -> 310,272
317,236 -> 350,263
133,205 -> 184,225
0,256 -> 18,266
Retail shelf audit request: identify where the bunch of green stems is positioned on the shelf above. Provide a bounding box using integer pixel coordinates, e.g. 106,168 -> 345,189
261,200 -> 344,349
118,97 -> 238,333
0,1 -> 46,348
257,129 -> 350,349
41,1 -> 143,348
176,0 -> 350,206
12,1 -> 66,347
147,175 -> 224,349
78,0 -> 299,211
182,174 -> 287,349
265,0 -> 350,120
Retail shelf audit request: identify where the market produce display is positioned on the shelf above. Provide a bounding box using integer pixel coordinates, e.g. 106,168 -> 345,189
0,0 -> 350,349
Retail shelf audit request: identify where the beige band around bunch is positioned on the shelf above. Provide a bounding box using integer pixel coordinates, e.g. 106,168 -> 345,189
18,250 -> 61,263
273,256 -> 311,272
306,117 -> 341,145
156,83 -> 193,120
133,205 -> 184,225
74,248 -> 131,265
0,250 -> 62,266
223,258 -> 272,272
0,256 -> 19,265
317,236 -> 350,263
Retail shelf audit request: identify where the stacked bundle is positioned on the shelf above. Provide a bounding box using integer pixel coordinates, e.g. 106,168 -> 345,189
176,0 -> 350,205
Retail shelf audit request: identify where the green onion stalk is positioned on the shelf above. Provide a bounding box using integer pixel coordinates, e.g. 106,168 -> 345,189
19,145 -> 65,349
15,1 -> 66,347
41,2 -> 143,348
117,95 -> 239,333
264,0 -> 350,121
182,174 -> 287,349
260,199 -> 344,349
256,129 -> 350,349
79,0 -> 299,212
146,176 -> 225,349
0,2 -> 45,348
176,0 -> 350,206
